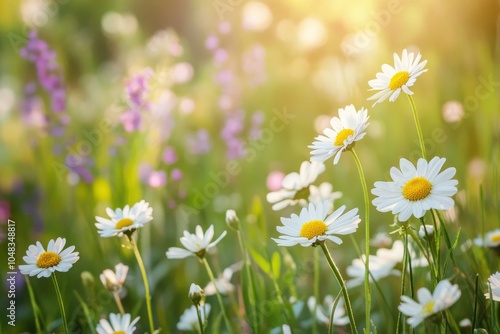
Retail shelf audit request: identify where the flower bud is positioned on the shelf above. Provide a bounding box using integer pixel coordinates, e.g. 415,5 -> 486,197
225,209 -> 240,231
189,283 -> 204,306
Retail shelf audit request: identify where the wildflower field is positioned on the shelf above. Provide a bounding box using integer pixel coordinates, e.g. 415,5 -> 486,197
1,0 -> 500,333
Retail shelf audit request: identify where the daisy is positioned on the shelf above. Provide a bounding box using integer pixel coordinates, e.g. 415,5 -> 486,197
266,161 -> 325,211
272,200 -> 360,247
372,157 -> 458,222
309,105 -> 369,165
398,279 -> 461,328
474,229 -> 500,248
19,237 -> 79,278
189,283 -> 204,306
100,263 -> 129,292
485,272 -> 500,301
166,225 -> 227,259
95,200 -> 153,238
96,313 -> 140,334
367,49 -> 428,106
307,295 -> 349,326
177,304 -> 211,332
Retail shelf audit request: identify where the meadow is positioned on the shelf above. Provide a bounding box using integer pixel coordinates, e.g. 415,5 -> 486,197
0,0 -> 499,333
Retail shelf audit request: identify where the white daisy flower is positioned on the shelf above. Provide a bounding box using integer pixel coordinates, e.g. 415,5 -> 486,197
372,157 -> 458,222
177,304 -> 211,332
189,283 -> 204,306
308,182 -> 343,207
266,161 -> 325,211
307,295 -> 349,326
309,105 -> 370,165
166,225 -> 227,259
375,240 -> 428,268
398,279 -> 461,328
95,200 -> 153,238
485,272 -> 500,301
19,238 -> 79,278
474,229 -> 500,248
100,263 -> 129,292
272,200 -> 361,247
367,49 -> 428,106
96,313 -> 140,334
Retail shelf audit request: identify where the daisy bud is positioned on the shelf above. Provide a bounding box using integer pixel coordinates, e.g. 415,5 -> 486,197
419,225 -> 435,239
81,271 -> 95,290
225,209 -> 240,231
189,283 -> 204,306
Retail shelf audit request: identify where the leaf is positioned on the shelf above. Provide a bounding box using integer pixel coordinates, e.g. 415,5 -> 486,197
247,245 -> 271,276
271,251 -> 281,280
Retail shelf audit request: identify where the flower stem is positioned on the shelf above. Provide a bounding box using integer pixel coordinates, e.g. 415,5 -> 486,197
313,247 -> 320,334
113,291 -> 125,315
407,95 -> 427,160
396,227 -> 409,334
129,237 -> 156,334
319,242 -> 358,334
195,304 -> 205,334
26,276 -> 43,334
237,231 -> 259,333
52,273 -> 69,334
351,149 -> 371,333
202,257 -> 234,334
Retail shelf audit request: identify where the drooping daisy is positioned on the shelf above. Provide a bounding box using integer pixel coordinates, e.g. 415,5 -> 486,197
100,263 -> 129,292
273,200 -> 360,247
485,272 -> 500,301
177,304 -> 211,332
266,161 -> 325,211
309,105 -> 369,165
19,238 -> 79,278
307,295 -> 349,326
474,229 -> 500,248
96,313 -> 140,334
95,200 -> 153,238
166,225 -> 227,259
372,157 -> 458,222
189,283 -> 204,306
367,49 -> 428,106
398,279 -> 461,328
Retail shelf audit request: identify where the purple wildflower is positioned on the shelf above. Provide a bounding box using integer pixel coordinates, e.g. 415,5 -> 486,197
163,147 -> 178,165
187,129 -> 211,155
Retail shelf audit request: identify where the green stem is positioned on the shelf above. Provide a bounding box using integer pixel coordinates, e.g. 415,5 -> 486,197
195,305 -> 205,334
129,237 -> 155,334
52,273 -> 69,334
397,227 -> 409,334
237,231 -> 259,334
26,277 -> 43,334
202,257 -> 234,334
113,291 -> 125,315
407,95 -> 427,160
351,149 -> 371,333
313,247 -> 319,334
319,242 -> 358,334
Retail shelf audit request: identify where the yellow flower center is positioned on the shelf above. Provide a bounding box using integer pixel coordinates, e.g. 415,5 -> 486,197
115,218 -> 134,230
402,177 -> 432,201
112,331 -> 125,334
490,234 -> 500,243
389,71 -> 410,90
421,301 -> 435,315
334,128 -> 354,146
36,251 -> 62,268
300,220 -> 327,240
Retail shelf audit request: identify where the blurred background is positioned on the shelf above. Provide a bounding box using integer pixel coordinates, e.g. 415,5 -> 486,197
0,0 -> 499,332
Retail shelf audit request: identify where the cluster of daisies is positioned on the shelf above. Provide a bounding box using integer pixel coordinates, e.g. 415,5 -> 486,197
265,48 -> 499,330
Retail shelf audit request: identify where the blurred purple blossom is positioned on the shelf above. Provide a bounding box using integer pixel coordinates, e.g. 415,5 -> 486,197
138,163 -> 167,188
120,109 -> 141,132
205,35 -> 219,50
21,83 -> 47,128
171,168 -> 182,181
163,147 -> 178,165
249,111 -> 265,140
0,201 -> 10,221
20,31 -> 66,113
187,129 -> 211,155
221,110 -> 247,159
126,68 -> 153,108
